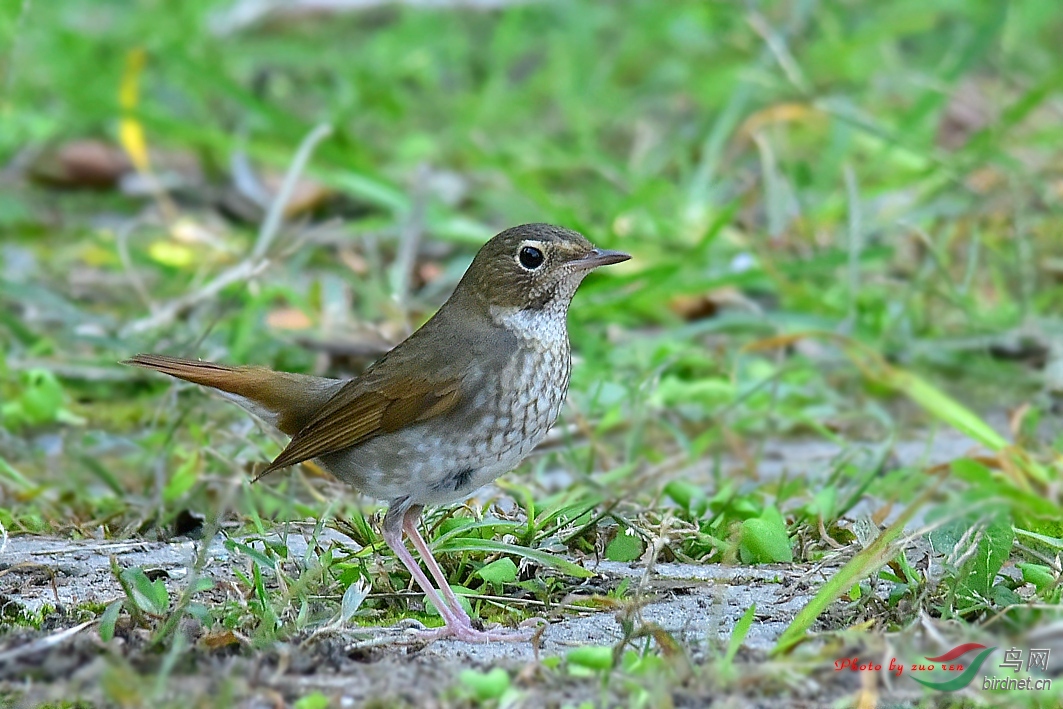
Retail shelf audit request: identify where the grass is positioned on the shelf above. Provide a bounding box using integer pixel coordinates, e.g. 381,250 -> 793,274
3,0 -> 1063,706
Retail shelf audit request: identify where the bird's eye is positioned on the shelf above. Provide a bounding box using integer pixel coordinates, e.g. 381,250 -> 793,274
518,246 -> 544,270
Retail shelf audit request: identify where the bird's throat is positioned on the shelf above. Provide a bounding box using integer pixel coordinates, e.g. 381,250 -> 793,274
489,303 -> 569,351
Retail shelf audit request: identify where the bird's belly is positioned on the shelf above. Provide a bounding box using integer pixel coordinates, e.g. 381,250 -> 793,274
317,346 -> 569,506
317,422 -> 546,506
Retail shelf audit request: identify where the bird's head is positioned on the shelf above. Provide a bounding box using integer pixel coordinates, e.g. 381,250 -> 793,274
458,223 -> 629,315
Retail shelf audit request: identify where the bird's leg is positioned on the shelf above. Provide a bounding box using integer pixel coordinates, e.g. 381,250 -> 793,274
380,504 -> 535,643
381,505 -> 465,633
401,505 -> 474,625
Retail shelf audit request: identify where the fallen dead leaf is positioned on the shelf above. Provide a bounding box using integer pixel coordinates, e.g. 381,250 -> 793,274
267,307 -> 314,330
260,172 -> 333,218
30,140 -> 132,189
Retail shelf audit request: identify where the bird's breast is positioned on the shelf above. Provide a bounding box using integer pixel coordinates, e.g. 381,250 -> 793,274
317,324 -> 571,507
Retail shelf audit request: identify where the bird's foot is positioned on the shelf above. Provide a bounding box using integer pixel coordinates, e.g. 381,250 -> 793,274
436,621 -> 538,643
395,617 -> 545,643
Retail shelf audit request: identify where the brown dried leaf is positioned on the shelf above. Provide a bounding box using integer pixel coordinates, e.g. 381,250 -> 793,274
30,140 -> 132,189
266,307 -> 313,330
260,172 -> 333,218
200,629 -> 242,650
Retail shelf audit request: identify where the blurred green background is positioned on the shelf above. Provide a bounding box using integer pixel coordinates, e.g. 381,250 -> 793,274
2,0 -> 1063,704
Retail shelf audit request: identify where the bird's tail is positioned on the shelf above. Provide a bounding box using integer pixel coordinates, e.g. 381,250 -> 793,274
122,354 -> 342,436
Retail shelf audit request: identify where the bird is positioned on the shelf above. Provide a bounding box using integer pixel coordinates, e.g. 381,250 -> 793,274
124,223 -> 629,642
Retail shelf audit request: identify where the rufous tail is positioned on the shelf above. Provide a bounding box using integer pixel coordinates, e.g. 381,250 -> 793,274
123,354 -> 341,436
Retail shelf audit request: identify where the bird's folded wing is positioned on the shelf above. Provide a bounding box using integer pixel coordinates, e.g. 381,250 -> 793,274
261,375 -> 461,474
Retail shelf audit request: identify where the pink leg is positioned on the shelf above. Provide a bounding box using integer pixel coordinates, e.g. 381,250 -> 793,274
402,506 -> 474,624
381,503 -> 535,643
381,511 -> 466,633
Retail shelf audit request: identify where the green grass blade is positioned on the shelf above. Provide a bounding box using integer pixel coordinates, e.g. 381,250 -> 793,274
771,479 -> 940,655
434,538 -> 593,579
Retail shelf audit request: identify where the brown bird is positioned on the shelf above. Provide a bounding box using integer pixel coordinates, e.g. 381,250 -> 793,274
124,223 -> 629,642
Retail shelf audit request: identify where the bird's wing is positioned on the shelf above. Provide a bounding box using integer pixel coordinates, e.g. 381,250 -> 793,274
260,369 -> 463,474
261,299 -> 518,476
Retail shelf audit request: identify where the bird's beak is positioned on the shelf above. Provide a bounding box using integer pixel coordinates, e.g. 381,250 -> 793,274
573,248 -> 631,270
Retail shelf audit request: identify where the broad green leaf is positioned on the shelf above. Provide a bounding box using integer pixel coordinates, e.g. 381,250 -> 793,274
476,558 -> 518,585
18,369 -> 65,424
664,480 -> 708,517
293,692 -> 329,709
959,517 -> 1012,601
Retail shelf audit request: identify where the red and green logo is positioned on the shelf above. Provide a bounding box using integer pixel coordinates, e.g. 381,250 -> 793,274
911,643 -> 996,692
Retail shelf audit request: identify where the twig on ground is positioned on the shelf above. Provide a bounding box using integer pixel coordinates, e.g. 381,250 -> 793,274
391,163 -> 428,328
115,218 -> 155,311
639,511 -> 672,594
252,123 -> 333,260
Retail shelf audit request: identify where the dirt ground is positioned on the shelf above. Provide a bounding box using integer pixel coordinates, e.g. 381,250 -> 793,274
0,531 -> 859,707
0,428 -> 998,707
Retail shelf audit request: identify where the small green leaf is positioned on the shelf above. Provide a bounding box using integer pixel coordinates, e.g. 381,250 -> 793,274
622,649 -> 666,675
476,558 -> 518,585
190,577 -> 214,594
605,531 -> 643,562
122,568 -> 169,615
664,480 -> 708,516
1018,563 -> 1055,592
990,584 -> 1021,607
567,645 -> 614,671
226,539 -> 278,570
186,603 -> 210,622
738,506 -> 793,563
459,668 -> 510,701
18,369 -> 65,424
425,585 -> 474,617
811,488 -> 836,520
98,600 -> 122,641
293,691 -> 330,709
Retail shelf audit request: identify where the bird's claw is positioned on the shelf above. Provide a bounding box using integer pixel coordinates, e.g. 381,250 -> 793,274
394,618 -> 543,643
